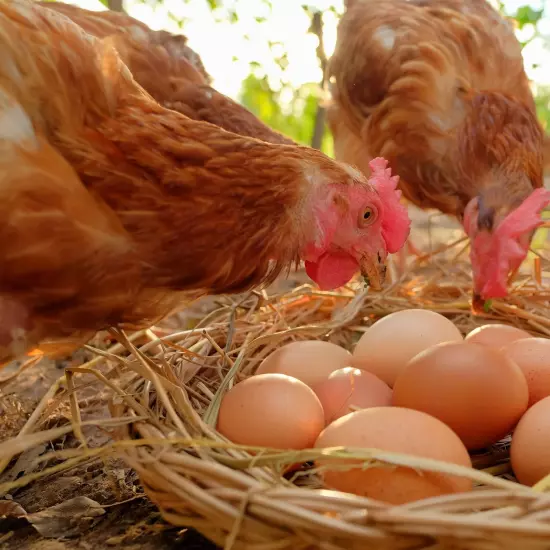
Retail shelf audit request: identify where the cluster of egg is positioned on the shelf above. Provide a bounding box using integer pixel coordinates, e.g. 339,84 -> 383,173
216,309 -> 550,504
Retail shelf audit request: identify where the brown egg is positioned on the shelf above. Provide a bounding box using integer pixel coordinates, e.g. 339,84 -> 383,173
465,324 -> 531,348
256,340 -> 352,387
312,367 -> 392,425
393,342 -> 529,450
502,338 -> 550,407
511,396 -> 550,486
352,309 -> 462,387
315,407 -> 472,504
217,374 -> 325,450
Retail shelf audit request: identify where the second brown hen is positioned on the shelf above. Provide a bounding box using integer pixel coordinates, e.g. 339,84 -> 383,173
328,0 -> 550,307
41,1 -> 294,145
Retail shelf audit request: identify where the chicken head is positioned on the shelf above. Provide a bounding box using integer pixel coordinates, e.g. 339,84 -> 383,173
303,158 -> 410,291
464,188 -> 550,307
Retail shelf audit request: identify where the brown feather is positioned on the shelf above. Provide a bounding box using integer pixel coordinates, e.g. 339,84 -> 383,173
0,1 -> 366,362
40,1 -> 294,145
328,0 -> 543,219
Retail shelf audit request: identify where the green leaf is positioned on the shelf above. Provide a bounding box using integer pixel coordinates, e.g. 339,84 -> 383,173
514,5 -> 544,29
239,74 -> 331,154
167,11 -> 185,28
483,299 -> 493,313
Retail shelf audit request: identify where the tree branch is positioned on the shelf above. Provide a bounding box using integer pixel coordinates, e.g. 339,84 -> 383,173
107,0 -> 124,13
310,10 -> 328,151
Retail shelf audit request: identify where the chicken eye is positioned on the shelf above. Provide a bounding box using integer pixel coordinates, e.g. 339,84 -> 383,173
359,206 -> 377,227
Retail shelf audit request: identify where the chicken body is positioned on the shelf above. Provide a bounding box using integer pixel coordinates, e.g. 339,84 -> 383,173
40,1 -> 294,145
0,1 -> 409,362
329,0 -> 549,304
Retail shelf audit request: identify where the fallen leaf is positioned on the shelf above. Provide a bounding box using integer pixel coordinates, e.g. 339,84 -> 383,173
27,496 -> 105,538
0,500 -> 26,518
0,444 -> 47,489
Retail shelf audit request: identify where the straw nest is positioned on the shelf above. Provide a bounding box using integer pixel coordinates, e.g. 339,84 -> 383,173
2,225 -> 550,550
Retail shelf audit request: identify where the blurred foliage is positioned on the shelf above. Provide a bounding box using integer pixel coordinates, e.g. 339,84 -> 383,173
536,89 -> 550,131
513,4 -> 544,30
231,0 -> 550,153
117,0 -> 550,150
180,0 -> 338,153
499,2 -> 550,131
240,73 -> 334,156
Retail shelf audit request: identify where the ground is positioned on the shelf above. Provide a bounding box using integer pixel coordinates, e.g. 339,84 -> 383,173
0,354 -> 220,549
2,499 -> 217,550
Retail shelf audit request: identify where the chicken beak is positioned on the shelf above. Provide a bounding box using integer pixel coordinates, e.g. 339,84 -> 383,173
360,253 -> 387,291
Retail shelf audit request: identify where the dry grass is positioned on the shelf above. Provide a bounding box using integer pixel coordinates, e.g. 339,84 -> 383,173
1,223 -> 550,550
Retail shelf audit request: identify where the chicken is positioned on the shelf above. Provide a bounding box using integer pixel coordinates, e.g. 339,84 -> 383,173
40,1 -> 294,145
0,0 -> 410,363
328,0 -> 550,309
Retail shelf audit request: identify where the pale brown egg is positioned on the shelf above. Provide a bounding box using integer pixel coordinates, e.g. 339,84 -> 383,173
256,340 -> 352,387
511,396 -> 550,486
314,407 -> 472,504
352,309 -> 462,387
312,367 -> 392,425
393,342 -> 529,450
502,338 -> 550,407
465,324 -> 531,348
217,374 -> 325,450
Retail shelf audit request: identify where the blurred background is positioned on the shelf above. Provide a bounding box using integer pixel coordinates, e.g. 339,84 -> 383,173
48,0 -> 550,156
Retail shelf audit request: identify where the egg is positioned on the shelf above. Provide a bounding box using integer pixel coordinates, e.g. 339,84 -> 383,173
511,396 -> 550,486
314,407 -> 472,504
217,373 -> 325,449
393,342 -> 529,450
312,367 -> 392,425
256,340 -> 352,387
502,338 -> 550,407
465,324 -> 531,348
352,309 -> 463,387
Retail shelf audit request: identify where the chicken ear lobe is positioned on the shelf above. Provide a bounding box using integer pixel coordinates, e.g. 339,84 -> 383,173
302,187 -> 341,262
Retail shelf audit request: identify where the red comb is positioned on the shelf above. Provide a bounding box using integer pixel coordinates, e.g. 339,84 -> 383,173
496,188 -> 550,240
368,158 -> 411,253
474,188 -> 550,299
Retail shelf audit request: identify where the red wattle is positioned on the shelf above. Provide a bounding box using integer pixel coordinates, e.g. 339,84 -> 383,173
305,251 -> 359,290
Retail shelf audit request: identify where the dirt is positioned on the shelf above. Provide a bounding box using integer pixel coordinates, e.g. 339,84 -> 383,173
0,347 -> 220,550
1,498 -> 218,550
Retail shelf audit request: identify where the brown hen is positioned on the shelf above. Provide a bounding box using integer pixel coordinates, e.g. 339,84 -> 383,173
328,0 -> 550,307
40,1 -> 293,145
0,0 -> 409,363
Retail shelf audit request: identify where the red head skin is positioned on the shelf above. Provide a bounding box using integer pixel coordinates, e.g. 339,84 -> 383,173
463,188 -> 550,301
454,90 -> 548,306
303,158 -> 410,290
